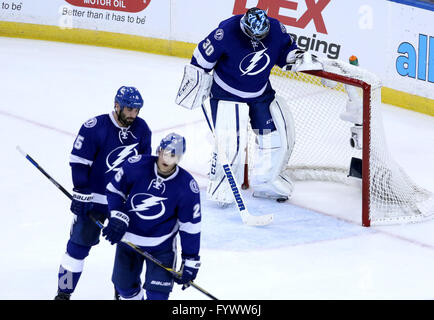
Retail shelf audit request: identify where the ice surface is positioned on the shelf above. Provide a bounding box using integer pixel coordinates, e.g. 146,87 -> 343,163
1,37 -> 433,300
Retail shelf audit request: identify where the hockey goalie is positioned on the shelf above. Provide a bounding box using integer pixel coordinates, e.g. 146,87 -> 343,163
175,8 -> 318,206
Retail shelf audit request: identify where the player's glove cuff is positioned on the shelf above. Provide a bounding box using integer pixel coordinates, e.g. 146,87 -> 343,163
70,189 -> 93,217
72,189 -> 93,202
183,256 -> 201,269
110,210 -> 130,227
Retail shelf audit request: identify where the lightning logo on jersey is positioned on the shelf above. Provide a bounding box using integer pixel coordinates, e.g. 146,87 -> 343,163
106,143 -> 139,173
239,48 -> 270,76
129,193 -> 168,220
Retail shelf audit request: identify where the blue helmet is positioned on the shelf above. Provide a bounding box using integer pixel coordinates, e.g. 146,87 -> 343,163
114,86 -> 144,109
240,7 -> 270,41
156,133 -> 186,159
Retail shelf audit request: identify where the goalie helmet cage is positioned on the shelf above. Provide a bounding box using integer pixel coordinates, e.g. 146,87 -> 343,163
244,59 -> 434,226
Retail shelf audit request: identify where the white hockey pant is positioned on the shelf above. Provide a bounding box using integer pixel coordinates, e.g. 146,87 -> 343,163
251,96 -> 295,200
206,100 -> 249,204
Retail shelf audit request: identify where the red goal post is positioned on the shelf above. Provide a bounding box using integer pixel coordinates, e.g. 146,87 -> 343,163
244,59 -> 434,226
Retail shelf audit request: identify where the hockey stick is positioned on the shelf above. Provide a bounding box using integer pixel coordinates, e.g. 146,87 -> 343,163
122,241 -> 218,300
202,101 -> 274,226
16,146 -> 218,300
17,146 -> 74,205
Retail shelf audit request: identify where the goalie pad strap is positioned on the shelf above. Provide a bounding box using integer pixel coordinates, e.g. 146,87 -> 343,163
175,64 -> 212,110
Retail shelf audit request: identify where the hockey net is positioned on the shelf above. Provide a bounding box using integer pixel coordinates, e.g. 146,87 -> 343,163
245,58 -> 434,226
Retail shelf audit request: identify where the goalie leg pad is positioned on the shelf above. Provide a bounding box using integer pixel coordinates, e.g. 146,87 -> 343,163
175,64 -> 212,110
251,96 -> 295,200
206,100 -> 249,204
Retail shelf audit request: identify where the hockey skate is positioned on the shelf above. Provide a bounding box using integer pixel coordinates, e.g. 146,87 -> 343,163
54,291 -> 71,300
207,178 -> 234,208
252,173 -> 293,203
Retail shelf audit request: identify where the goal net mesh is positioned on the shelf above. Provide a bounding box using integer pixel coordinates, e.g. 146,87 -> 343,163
247,59 -> 434,225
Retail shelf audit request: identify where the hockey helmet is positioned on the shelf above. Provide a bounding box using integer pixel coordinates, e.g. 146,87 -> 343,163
114,86 -> 144,109
156,132 -> 186,161
240,7 -> 270,41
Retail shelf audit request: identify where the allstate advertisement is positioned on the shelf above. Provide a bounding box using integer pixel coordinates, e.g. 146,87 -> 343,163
386,1 -> 433,99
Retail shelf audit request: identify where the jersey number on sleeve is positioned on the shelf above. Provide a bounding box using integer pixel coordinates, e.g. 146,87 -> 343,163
193,203 -> 201,219
74,135 -> 85,150
202,39 -> 214,56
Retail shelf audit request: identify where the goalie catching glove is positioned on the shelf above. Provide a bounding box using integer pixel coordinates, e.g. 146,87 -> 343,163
283,49 -> 322,72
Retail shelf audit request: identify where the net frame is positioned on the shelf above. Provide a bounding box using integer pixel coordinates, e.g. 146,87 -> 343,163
244,59 -> 434,226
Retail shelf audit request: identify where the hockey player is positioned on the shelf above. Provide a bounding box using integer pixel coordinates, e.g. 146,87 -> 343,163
175,7 -> 314,206
55,86 -> 152,300
102,133 -> 201,300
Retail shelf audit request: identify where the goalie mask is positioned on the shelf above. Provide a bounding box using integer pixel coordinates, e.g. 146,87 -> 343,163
240,7 -> 270,41
156,133 -> 186,164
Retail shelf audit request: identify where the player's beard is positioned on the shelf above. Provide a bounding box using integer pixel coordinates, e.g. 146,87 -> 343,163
117,109 -> 135,127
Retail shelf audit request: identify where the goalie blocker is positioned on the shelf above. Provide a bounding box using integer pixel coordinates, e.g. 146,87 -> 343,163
175,64 -> 213,110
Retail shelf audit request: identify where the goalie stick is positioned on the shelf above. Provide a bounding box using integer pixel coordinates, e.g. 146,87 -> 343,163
16,145 -> 218,300
202,102 -> 274,226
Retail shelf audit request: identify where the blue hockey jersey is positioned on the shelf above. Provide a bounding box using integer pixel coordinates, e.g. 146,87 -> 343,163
70,112 -> 152,214
106,155 -> 201,256
191,14 -> 297,102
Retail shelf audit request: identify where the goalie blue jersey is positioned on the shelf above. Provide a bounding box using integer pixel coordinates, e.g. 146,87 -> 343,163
106,155 -> 201,255
191,14 -> 297,102
70,113 -> 152,214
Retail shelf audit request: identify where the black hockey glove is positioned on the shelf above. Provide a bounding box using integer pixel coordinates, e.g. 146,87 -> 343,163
174,255 -> 201,290
70,188 -> 93,218
102,211 -> 129,245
